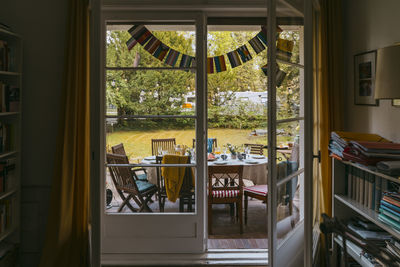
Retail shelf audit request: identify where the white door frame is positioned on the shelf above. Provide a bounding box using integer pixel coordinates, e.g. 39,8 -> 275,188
89,1 -> 314,265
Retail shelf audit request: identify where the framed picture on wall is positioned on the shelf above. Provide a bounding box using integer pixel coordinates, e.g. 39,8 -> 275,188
393,99 -> 400,107
354,50 -> 379,106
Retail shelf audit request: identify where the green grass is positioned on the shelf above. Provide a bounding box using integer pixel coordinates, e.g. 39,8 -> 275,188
107,128 -> 292,161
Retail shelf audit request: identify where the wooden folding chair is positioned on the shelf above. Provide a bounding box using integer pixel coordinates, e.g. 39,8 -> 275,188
208,165 -> 244,234
151,138 -> 176,156
106,153 -> 157,212
111,143 -> 148,181
244,143 -> 264,155
193,138 -> 217,152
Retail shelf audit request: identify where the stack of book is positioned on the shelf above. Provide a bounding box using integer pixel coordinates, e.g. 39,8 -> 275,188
329,131 -> 389,161
0,82 -> 20,112
379,192 -> 400,231
346,141 -> 400,167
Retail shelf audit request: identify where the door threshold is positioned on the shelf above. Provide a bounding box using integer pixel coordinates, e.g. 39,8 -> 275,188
101,249 -> 268,266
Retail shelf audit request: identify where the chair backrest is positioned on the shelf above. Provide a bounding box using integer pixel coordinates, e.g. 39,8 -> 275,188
152,138 -> 176,156
106,153 -> 138,193
156,155 -> 194,197
208,165 -> 243,198
112,143 -> 126,156
244,143 -> 264,155
192,138 -> 217,151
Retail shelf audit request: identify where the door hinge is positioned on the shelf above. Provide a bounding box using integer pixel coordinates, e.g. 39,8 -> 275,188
313,150 -> 321,163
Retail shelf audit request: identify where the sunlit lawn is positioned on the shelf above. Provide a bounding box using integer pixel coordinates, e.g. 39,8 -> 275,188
107,128 -> 291,161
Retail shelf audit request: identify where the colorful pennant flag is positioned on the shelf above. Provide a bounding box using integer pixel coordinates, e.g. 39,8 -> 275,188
126,36 -> 138,51
179,54 -> 194,68
248,36 -> 265,54
153,43 -> 170,61
256,30 -> 267,46
261,63 -> 287,87
213,55 -> 226,73
128,25 -> 144,37
237,45 -> 252,63
276,38 -> 294,61
227,50 -> 242,68
136,30 -> 152,45
207,57 -> 214,74
165,49 -> 180,67
144,35 -> 161,54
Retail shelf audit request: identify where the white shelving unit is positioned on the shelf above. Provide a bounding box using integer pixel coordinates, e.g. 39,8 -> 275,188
332,157 -> 400,266
0,27 -> 22,265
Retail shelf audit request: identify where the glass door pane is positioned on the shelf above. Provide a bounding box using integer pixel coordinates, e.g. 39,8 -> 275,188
100,11 -> 207,255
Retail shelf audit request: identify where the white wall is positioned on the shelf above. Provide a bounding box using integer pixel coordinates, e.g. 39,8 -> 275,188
343,0 -> 400,142
0,0 -> 67,266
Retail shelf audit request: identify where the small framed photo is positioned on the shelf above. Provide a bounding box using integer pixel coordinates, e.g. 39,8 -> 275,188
393,99 -> 400,107
354,50 -> 379,106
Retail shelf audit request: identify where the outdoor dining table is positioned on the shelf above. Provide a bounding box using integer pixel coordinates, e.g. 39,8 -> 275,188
141,154 -> 268,185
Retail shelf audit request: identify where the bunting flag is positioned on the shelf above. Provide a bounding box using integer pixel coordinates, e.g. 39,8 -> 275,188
249,36 -> 265,54
144,35 -> 161,54
153,43 -> 170,61
128,25 -> 145,37
126,36 -> 138,51
165,49 -> 180,67
256,30 -> 267,46
261,63 -> 287,87
136,30 -> 152,45
213,55 -> 226,73
179,54 -> 194,68
125,24 -> 295,73
237,45 -> 252,63
227,50 -> 242,68
207,57 -> 214,74
276,38 -> 294,61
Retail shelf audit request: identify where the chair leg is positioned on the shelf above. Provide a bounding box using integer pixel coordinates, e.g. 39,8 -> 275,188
245,194 -> 248,225
208,202 -> 213,235
239,199 -> 243,234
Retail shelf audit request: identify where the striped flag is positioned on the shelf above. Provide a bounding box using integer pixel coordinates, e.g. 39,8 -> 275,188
213,55 -> 226,73
256,30 -> 267,46
227,50 -> 242,68
276,38 -> 294,61
128,25 -> 144,36
237,45 -> 252,63
136,30 -> 152,45
126,36 -> 138,51
153,43 -> 170,61
144,35 -> 161,54
179,54 -> 194,68
249,36 -> 265,54
165,49 -> 180,67
207,57 -> 214,74
261,63 -> 287,87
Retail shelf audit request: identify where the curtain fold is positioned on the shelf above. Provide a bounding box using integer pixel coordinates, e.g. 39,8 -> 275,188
39,0 -> 90,266
313,0 -> 344,265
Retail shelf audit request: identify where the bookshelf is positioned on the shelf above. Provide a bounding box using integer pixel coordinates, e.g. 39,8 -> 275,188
332,157 -> 400,266
0,27 -> 21,266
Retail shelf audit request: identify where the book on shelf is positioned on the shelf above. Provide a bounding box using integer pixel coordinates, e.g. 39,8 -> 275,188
0,82 -> 20,113
0,158 -> 16,194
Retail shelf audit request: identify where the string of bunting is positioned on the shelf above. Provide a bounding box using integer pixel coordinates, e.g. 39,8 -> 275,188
125,25 -> 294,83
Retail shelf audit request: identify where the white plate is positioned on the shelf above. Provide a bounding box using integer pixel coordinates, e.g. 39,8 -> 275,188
252,155 -> 265,159
214,161 -> 228,165
144,156 -> 156,160
245,160 -> 259,164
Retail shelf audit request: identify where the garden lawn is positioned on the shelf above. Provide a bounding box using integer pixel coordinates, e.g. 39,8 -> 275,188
107,128 -> 292,161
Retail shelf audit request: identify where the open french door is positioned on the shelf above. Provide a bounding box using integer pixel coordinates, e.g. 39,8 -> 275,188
267,0 -> 314,266
97,10 -> 208,261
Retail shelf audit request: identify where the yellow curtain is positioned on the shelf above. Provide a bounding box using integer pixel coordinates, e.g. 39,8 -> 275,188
39,0 -> 90,266
314,0 -> 344,222
313,0 -> 343,265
